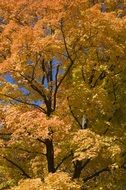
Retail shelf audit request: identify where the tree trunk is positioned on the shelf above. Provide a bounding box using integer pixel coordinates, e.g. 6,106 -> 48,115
73,160 -> 82,179
45,139 -> 55,173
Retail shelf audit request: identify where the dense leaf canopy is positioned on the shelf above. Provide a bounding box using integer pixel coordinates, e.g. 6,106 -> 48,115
0,0 -> 126,189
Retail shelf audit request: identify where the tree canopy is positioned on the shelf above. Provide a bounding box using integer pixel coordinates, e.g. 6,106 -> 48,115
0,0 -> 126,189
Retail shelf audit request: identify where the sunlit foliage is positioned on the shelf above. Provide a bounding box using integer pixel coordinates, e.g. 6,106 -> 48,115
0,0 -> 126,189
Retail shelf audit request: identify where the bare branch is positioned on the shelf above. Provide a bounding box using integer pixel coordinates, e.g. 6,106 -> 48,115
19,73 -> 53,115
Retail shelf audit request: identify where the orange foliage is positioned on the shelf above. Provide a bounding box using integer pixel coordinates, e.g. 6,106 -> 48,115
0,0 -> 126,189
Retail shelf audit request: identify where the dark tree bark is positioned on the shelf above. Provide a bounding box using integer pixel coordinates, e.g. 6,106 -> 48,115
45,139 -> 55,173
73,159 -> 90,179
73,160 -> 83,179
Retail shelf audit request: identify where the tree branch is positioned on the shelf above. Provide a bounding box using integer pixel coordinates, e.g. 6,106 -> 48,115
55,152 -> 73,171
0,93 -> 46,113
60,19 -> 73,62
81,159 -> 90,170
0,155 -> 31,178
52,20 -> 75,107
53,64 -> 60,110
91,70 -> 106,88
83,167 -> 110,182
37,138 -> 46,144
67,97 -> 82,128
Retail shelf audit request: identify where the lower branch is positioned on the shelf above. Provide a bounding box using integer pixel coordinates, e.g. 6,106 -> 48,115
83,167 -> 110,182
1,155 -> 31,178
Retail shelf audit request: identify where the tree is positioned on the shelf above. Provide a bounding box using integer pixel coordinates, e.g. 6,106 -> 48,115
0,0 -> 126,189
